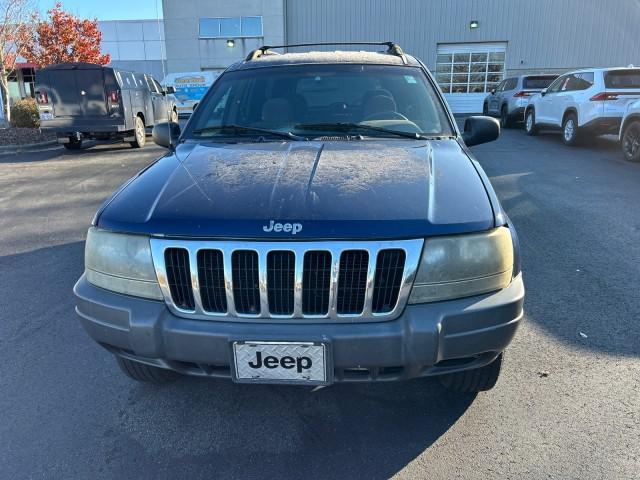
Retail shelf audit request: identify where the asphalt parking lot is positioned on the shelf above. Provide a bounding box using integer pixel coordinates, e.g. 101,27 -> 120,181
1,127 -> 639,479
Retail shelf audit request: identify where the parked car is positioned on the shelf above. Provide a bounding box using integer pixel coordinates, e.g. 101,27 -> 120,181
620,99 -> 640,162
74,43 -> 524,393
36,63 -> 178,149
483,74 -> 558,128
524,67 -> 640,145
162,71 -> 220,116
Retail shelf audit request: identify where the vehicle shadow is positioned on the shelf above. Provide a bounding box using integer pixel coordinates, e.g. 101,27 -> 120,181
1,242 -> 475,479
63,139 -> 161,154
472,129 -> 640,357
112,377 -> 475,479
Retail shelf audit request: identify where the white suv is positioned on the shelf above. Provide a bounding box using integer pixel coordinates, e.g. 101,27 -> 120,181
524,67 -> 640,145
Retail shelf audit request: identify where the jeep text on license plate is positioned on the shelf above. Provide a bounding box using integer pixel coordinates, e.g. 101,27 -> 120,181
232,342 -> 327,384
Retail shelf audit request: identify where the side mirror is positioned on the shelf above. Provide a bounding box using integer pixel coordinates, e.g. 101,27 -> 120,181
462,116 -> 500,147
152,121 -> 181,149
490,88 -> 496,94
165,86 -> 176,94
540,88 -> 547,96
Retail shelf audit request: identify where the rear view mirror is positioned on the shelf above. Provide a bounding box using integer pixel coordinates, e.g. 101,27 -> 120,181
152,121 -> 181,149
540,88 -> 547,96
165,86 -> 176,94
462,116 -> 500,147
490,88 -> 496,94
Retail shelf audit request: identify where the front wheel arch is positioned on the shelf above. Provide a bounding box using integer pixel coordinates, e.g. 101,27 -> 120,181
621,114 -> 640,140
562,108 -> 578,126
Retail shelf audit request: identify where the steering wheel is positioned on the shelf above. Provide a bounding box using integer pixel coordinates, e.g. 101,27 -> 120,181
363,111 -> 410,121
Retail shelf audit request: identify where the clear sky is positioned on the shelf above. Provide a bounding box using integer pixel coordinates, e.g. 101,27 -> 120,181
38,0 -> 163,21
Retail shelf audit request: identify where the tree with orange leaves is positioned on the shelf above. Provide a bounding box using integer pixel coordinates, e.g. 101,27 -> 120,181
0,0 -> 34,123
22,2 -> 110,68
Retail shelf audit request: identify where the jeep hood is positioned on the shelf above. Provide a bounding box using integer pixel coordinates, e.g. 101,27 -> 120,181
97,140 -> 495,239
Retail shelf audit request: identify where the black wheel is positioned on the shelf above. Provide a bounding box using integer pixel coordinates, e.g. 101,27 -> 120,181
524,109 -> 538,136
482,103 -> 489,116
621,120 -> 640,162
562,112 -> 581,146
170,109 -> 178,123
500,106 -> 514,128
63,136 -> 82,150
116,356 -> 179,384
129,116 -> 146,148
439,353 -> 504,393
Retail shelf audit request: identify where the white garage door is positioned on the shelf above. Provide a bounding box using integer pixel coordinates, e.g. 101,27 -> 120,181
435,43 -> 507,114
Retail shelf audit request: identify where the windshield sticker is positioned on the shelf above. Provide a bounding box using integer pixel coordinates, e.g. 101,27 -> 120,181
404,75 -> 417,84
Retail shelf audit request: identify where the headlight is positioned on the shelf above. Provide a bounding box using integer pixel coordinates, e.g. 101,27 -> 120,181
409,227 -> 514,304
84,227 -> 162,300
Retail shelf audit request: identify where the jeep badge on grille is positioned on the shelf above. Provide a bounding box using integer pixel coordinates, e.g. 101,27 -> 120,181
263,220 -> 302,234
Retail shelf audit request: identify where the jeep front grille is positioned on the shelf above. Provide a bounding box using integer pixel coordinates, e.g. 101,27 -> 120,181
164,248 -> 195,310
336,250 -> 369,314
197,249 -> 227,313
231,250 -> 260,314
372,249 -> 407,313
152,239 -> 423,323
302,251 -> 331,315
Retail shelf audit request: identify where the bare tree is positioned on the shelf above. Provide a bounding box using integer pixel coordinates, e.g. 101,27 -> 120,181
0,0 -> 34,123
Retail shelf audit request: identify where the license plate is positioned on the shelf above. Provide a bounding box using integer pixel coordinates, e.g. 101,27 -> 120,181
39,111 -> 53,120
232,341 -> 327,384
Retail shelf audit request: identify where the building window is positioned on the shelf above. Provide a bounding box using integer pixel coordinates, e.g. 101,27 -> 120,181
435,51 -> 505,93
7,70 -> 20,104
21,68 -> 35,97
220,17 -> 240,37
199,16 -> 263,38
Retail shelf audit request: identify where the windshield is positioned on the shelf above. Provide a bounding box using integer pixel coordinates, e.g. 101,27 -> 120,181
185,64 -> 453,140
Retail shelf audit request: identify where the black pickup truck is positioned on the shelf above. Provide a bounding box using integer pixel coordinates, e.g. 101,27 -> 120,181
35,63 -> 178,149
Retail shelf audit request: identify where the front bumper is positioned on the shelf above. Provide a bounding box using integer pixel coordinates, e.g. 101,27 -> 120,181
74,273 -> 524,382
40,117 -> 127,134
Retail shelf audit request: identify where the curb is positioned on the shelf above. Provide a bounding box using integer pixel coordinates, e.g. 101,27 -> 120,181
0,140 -> 59,154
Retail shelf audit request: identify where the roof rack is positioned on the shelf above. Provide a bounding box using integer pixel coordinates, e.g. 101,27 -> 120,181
244,42 -> 408,65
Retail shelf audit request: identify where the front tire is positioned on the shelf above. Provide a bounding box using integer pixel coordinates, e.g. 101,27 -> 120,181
439,353 -> 504,393
621,120 -> 640,162
129,116 -> 146,148
116,356 -> 179,384
562,112 -> 581,146
63,136 -> 82,150
525,109 -> 538,135
170,109 -> 178,123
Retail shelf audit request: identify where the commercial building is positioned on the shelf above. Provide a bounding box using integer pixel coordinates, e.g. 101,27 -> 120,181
161,0 -> 640,113
161,0 -> 285,74
8,1 -> 639,114
99,20 -> 168,81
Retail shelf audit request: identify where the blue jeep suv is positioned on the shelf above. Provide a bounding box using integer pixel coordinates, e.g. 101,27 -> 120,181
74,43 -> 524,393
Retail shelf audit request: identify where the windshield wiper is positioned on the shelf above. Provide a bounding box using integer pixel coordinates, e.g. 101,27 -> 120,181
192,124 -> 306,141
294,122 -> 428,140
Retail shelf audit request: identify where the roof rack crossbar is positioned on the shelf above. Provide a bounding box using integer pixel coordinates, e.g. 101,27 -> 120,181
245,42 -> 408,64
245,47 -> 281,62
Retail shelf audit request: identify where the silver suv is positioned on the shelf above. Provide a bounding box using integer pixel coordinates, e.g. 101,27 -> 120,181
483,74 -> 557,128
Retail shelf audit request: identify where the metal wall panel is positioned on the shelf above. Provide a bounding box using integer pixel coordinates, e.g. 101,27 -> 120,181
285,0 -> 640,73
